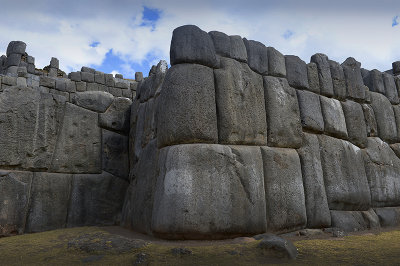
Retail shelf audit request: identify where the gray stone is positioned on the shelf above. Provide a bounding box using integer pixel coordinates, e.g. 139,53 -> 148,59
393,61 -> 400,75
16,77 -> 26,87
115,80 -> 130,89
0,171 -> 33,235
39,76 -> 55,88
307,62 -> 321,94
243,38 -> 268,75
6,66 -> 18,76
99,97 -> 132,134
2,75 -> 17,86
95,72 -> 105,84
50,57 -> 59,69
329,60 -> 347,100
50,103 -> 101,173
330,209 -> 380,232
263,76 -> 303,148
382,72 -> 399,104
152,144 -> 266,239
209,31 -> 247,62
363,69 -> 385,94
390,143 -> 400,158
55,79 -> 66,91
257,235 -> 297,259
6,41 -> 26,56
374,207 -> 400,227
130,81 -> 138,91
105,74 -> 115,87
261,147 -> 307,233
360,68 -> 370,78
86,82 -> 100,91
341,100 -> 367,148
81,72 -> 94,83
27,63 -> 35,74
72,91 -> 114,112
369,91 -> 397,143
70,71 -> 81,82
17,66 -> 27,77
214,57 -> 267,145
296,90 -> 324,133
27,55 -> 34,64
157,64 -> 218,148
137,60 -> 167,102
297,133 -> 331,228
363,137 -> 400,207
102,129 -> 129,179
311,53 -> 334,97
6,53 -> 22,67
341,57 -> 366,101
362,104 -> 378,137
48,68 -> 57,77
285,55 -> 309,90
267,47 -> 286,77
109,87 -> 122,97
318,135 -> 371,211
170,25 -> 218,68
121,89 -> 131,98
65,80 -> 76,92
393,105 -> 400,142
115,74 -> 123,79
135,72 -> 143,82
81,66 -> 95,73
320,96 -> 348,139
67,171 -> 128,227
76,81 -> 86,92
25,172 -> 72,233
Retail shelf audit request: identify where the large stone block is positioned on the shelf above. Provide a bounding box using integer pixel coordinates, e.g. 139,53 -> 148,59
369,91 -> 397,143
267,47 -> 286,77
341,57 -> 366,101
341,100 -> 367,148
99,97 -> 132,134
393,105 -> 400,142
152,144 -> 266,239
157,64 -> 218,148
329,60 -> 346,100
297,133 -> 331,228
25,172 -> 72,233
72,91 -> 114,112
320,96 -> 348,139
261,147 -> 306,233
0,171 -> 33,235
102,129 -> 129,180
50,103 -> 101,173
214,57 -> 267,145
296,90 -> 324,133
362,104 -> 378,137
330,209 -> 380,232
6,41 -> 26,56
137,60 -> 167,102
285,55 -> 309,90
363,69 -> 385,94
0,87 -> 66,170
382,72 -> 399,104
263,76 -> 303,148
170,25 -> 218,68
374,207 -> 400,227
318,135 -> 371,211
6,53 -> 22,67
363,137 -> 400,207
209,31 -> 247,62
307,62 -> 320,94
67,171 -> 128,227
311,53 -> 334,97
243,39 -> 268,75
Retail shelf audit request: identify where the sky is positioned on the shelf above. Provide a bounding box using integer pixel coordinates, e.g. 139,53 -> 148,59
1,0 -> 399,79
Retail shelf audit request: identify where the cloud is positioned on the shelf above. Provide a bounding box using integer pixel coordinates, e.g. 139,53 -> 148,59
282,30 -> 294,40
393,15 -> 399,27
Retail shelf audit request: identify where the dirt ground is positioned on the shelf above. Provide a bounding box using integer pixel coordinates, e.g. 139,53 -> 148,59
0,226 -> 399,265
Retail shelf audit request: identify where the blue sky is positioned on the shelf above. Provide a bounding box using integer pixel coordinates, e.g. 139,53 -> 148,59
1,0 -> 400,78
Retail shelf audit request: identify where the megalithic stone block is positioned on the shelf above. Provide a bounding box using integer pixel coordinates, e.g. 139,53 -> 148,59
263,76 -> 303,148
99,97 -> 132,134
369,91 -> 397,143
330,209 -> 380,232
341,100 -> 367,148
102,129 -> 129,180
261,147 -> 307,233
152,144 -> 267,239
392,105 -> 400,142
361,104 -> 378,137
267,47 -> 286,77
341,57 -> 366,101
6,41 -> 26,56
170,25 -> 218,68
320,96 -> 348,139
243,38 -> 268,75
363,69 -> 385,94
157,64 -> 218,148
307,62 -> 320,94
311,53 -> 334,97
296,90 -> 324,133
374,207 -> 400,227
214,57 -> 267,145
329,60 -> 347,100
209,31 -> 247,62
5,53 -> 22,67
382,72 -> 400,104
285,55 -> 309,90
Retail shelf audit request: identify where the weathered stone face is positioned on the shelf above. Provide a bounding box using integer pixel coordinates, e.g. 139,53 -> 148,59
311,53 -> 334,97
369,91 -> 397,143
296,90 -> 324,133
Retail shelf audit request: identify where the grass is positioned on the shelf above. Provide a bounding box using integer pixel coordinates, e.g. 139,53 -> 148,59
0,226 -> 399,265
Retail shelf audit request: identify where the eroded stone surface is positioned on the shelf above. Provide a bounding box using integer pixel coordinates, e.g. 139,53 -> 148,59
320,96 -> 348,139
99,97 -> 132,134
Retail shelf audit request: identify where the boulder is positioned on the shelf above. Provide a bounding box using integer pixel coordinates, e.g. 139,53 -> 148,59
297,133 -> 331,228
99,97 -> 132,134
25,172 -> 72,233
363,69 -> 385,94
170,25 -> 218,68
261,147 -> 307,233
330,209 -> 380,232
318,135 -> 371,211
320,96 -> 348,139
72,91 -> 114,112
341,100 -> 367,148
209,31 -> 247,62
382,72 -> 399,104
362,104 -> 378,137
374,207 -> 400,227
363,137 -> 400,207
296,90 -> 324,133
67,171 -> 128,227
285,55 -> 309,90
306,62 -> 320,94
311,53 -> 334,97
50,103 -> 101,173
257,235 -> 298,259
6,41 -> 26,56
157,64 -> 218,148
102,129 -> 129,180
6,53 -> 22,67
263,76 -> 303,148
393,61 -> 400,75
0,171 -> 33,235
214,57 -> 267,145
267,47 -> 286,77
369,91 -> 397,143
329,60 -> 347,100
152,144 -> 266,239
243,38 -> 268,75
341,57 -> 366,101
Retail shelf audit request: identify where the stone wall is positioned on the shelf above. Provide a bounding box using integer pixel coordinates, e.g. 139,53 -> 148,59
123,25 -> 400,239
